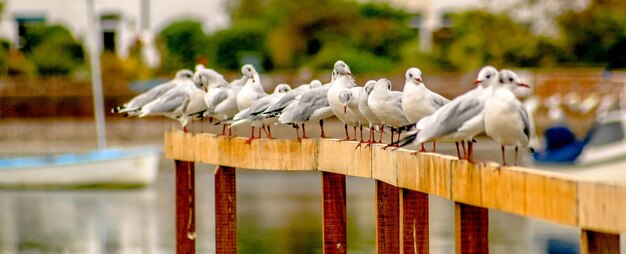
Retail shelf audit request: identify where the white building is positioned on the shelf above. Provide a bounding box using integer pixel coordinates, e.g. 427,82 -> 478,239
0,0 -> 230,66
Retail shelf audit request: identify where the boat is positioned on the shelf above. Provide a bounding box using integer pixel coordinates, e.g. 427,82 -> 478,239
531,109 -> 626,183
0,147 -> 160,188
0,0 -> 160,188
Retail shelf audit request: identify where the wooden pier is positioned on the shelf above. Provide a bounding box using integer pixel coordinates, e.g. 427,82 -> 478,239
165,130 -> 625,253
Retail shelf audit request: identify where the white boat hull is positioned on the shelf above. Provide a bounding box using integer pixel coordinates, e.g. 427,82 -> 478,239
0,148 -> 160,188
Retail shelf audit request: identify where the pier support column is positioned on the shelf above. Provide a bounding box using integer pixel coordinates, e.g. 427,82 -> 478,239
581,230 -> 620,254
455,202 -> 488,254
376,180 -> 401,254
215,166 -> 237,254
401,189 -> 429,254
175,160 -> 196,254
322,172 -> 347,254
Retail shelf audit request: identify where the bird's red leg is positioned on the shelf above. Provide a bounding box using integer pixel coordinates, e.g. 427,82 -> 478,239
461,141 -> 467,159
514,146 -> 519,166
294,124 -> 301,142
378,125 -> 385,143
467,141 -> 475,163
267,126 -> 273,139
221,124 -> 227,136
501,145 -> 507,166
302,123 -> 309,139
420,143 -> 426,152
455,142 -> 461,159
432,142 -> 436,153
245,127 -> 256,144
342,124 -> 351,141
319,119 -> 327,138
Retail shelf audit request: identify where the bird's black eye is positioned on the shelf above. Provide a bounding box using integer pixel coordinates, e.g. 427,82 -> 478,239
509,77 -> 514,82
409,74 -> 413,78
499,78 -> 504,83
486,75 -> 491,79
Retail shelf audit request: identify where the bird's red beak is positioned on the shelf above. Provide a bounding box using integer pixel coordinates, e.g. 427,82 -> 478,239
518,83 -> 530,88
343,105 -> 347,114
473,79 -> 481,86
415,77 -> 422,83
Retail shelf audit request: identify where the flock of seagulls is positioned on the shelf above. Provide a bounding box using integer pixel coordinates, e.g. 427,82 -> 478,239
113,60 -> 534,165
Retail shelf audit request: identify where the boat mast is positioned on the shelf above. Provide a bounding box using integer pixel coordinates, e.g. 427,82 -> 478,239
86,0 -> 107,149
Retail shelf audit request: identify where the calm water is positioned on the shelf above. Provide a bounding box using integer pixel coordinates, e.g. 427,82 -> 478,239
0,156 -> 597,253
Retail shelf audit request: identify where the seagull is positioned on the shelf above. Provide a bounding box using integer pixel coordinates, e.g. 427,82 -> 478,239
230,84 -> 292,143
279,84 -> 334,140
368,78 -> 411,145
236,64 -> 266,111
192,68 -> 240,135
358,80 -> 384,144
137,70 -> 207,131
112,69 -> 193,116
399,66 -> 499,160
327,60 -> 360,140
263,80 -> 322,118
401,67 -> 450,151
484,69 -> 533,165
235,64 -> 267,137
338,86 -> 369,147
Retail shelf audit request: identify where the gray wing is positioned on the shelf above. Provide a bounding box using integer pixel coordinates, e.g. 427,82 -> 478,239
280,88 -> 329,123
243,96 -> 273,118
147,90 -> 188,114
207,89 -> 228,111
426,97 -> 483,138
265,90 -> 298,114
519,105 -> 531,139
390,91 -> 404,110
127,81 -> 177,109
430,92 -> 450,109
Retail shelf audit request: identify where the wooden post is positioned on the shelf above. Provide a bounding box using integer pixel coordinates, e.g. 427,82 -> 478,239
581,230 -> 620,254
455,202 -> 488,254
322,171 -> 347,254
401,189 -> 429,254
215,166 -> 237,254
175,160 -> 196,254
376,180 -> 401,254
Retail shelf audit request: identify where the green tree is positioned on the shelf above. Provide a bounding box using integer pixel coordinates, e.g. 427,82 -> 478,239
21,24 -> 85,75
557,0 -> 626,68
157,20 -> 209,72
432,10 -> 545,70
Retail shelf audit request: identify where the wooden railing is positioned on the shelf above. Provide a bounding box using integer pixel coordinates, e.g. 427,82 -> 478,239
164,130 -> 626,253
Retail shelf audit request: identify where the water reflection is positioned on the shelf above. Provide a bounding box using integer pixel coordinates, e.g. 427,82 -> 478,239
0,158 -> 593,254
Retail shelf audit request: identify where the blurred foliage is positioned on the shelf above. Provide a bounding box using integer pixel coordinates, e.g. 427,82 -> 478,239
157,20 -> 210,73
210,21 -> 270,70
217,0 -> 413,72
557,0 -> 626,68
21,24 -> 85,76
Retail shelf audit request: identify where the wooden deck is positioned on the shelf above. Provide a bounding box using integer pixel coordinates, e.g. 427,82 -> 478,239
164,130 -> 626,253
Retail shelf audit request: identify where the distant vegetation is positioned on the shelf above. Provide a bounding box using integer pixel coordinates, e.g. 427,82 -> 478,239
1,0 -> 626,77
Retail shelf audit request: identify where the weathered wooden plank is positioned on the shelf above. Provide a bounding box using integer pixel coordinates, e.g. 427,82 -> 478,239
215,166 -> 236,254
167,131 -> 196,161
318,139 -> 372,177
396,149 -> 418,190
424,154 -> 452,199
455,202 -> 488,254
451,160 -> 482,207
376,180 -> 401,254
401,189 -> 429,254
194,133 -> 219,165
578,182 -> 626,233
175,160 -> 196,254
543,176 -> 577,226
322,172 -> 347,254
480,165 -> 527,217
372,144 -> 398,185
216,136 -> 318,170
580,230 -> 620,254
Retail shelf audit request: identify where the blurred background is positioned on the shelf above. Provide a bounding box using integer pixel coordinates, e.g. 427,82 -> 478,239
0,0 -> 625,253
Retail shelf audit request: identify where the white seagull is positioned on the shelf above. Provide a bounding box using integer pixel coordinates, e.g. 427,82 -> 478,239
484,69 -> 533,165
401,67 -> 450,151
112,69 -> 193,116
138,70 -> 207,131
368,78 -> 411,145
358,80 -> 384,144
230,84 -> 291,143
327,60 -> 360,140
402,66 -> 499,160
338,86 -> 369,146
279,83 -> 334,140
236,64 -> 266,111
